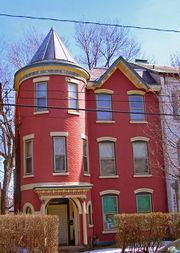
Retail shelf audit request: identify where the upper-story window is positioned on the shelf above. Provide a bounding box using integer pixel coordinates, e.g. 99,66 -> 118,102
35,82 -> 48,111
83,138 -> 89,174
68,83 -> 78,111
23,134 -> 34,176
131,138 -> 150,175
172,92 -> 180,120
98,139 -> 117,176
96,94 -> 113,121
128,93 -> 145,121
53,136 -> 67,173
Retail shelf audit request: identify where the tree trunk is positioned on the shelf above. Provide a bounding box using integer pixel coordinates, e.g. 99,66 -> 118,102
1,160 -> 12,214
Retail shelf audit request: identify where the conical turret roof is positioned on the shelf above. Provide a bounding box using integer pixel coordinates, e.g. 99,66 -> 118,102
30,27 -> 76,64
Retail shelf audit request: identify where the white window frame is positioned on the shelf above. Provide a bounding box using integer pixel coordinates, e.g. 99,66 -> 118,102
98,140 -> 117,177
23,134 -> 34,177
132,139 -> 150,176
68,82 -> 78,112
96,93 -> 113,121
81,135 -> 89,175
128,93 -> 145,121
35,81 -> 48,112
52,136 -> 67,173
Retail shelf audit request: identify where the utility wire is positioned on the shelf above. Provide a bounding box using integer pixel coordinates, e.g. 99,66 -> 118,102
0,13 -> 180,34
1,102 -> 179,117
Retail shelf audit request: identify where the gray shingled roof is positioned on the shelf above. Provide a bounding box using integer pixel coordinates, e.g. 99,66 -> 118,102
30,27 -> 76,64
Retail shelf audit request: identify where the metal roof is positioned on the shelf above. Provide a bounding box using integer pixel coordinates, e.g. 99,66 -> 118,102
30,27 -> 76,64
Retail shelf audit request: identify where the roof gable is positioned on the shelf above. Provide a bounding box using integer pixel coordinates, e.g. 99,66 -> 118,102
90,56 -> 150,90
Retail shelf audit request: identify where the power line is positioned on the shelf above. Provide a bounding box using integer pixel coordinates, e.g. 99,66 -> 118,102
1,102 -> 179,117
0,13 -> 180,34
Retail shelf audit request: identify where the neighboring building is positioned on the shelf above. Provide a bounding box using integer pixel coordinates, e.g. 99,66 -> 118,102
132,61 -> 180,213
14,28 -> 168,246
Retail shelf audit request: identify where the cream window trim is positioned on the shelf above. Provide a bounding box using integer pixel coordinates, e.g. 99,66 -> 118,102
130,136 -> 149,142
127,90 -> 145,95
94,89 -> 114,94
97,137 -> 117,142
68,110 -> 80,115
133,174 -> 152,178
84,173 -> 90,177
81,134 -> 88,140
33,76 -> 50,83
23,134 -> 35,141
52,172 -> 69,176
99,175 -> 119,179
130,120 -> 148,124
102,229 -> 118,234
66,77 -> 79,84
99,190 -> 120,196
134,188 -> 154,194
34,110 -> 49,115
50,132 -> 68,137
23,174 -> 34,179
23,202 -> 35,214
96,120 -> 115,124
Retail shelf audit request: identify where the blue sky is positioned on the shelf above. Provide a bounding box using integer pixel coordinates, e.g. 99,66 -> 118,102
0,0 -> 180,64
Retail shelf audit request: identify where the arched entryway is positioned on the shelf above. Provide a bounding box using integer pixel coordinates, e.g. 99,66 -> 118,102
46,198 -> 80,245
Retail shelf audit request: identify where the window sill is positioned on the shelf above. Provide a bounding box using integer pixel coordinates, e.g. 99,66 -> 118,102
96,120 -> 115,123
23,174 -> 34,178
34,110 -> 49,115
102,229 -> 118,234
133,174 -> 152,178
84,173 -> 90,176
53,172 -> 69,176
88,224 -> 94,228
68,110 -> 80,116
99,175 -> 119,179
129,120 -> 148,124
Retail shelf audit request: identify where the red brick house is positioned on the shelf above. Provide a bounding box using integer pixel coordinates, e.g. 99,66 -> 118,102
14,28 -> 168,246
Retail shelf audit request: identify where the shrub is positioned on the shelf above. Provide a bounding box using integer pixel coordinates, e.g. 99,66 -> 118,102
0,214 -> 59,253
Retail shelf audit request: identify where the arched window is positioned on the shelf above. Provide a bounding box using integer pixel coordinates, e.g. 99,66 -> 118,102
26,206 -> 32,214
100,190 -> 120,231
134,189 -> 153,213
131,137 -> 150,175
97,137 -> 117,177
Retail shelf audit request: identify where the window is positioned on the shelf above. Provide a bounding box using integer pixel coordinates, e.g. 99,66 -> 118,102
172,92 -> 180,120
83,139 -> 89,174
24,139 -> 33,175
99,141 -> 116,176
35,82 -> 48,111
136,193 -> 152,213
26,206 -> 32,214
68,83 -> 78,111
132,141 -> 149,175
53,137 -> 67,172
129,95 -> 145,121
87,202 -> 93,226
102,195 -> 118,230
96,94 -> 112,120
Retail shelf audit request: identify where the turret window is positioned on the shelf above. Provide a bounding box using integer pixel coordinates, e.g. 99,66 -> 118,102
53,137 -> 67,173
68,83 -> 78,111
35,82 -> 48,111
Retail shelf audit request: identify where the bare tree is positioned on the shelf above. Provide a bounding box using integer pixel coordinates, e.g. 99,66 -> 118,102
74,22 -> 141,69
8,26 -> 44,69
0,27 -> 44,213
170,51 -> 180,66
0,65 -> 15,214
